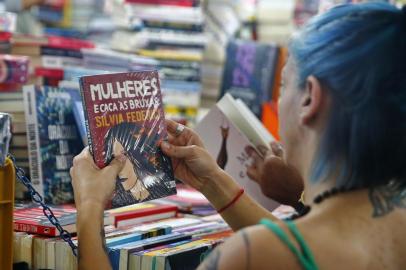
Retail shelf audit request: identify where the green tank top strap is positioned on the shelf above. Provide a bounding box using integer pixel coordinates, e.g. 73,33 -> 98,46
259,218 -> 318,270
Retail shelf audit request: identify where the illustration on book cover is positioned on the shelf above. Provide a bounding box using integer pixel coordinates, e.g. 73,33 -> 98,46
79,71 -> 177,208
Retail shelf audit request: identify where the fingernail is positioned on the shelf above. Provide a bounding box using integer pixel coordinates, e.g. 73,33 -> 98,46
161,141 -> 170,150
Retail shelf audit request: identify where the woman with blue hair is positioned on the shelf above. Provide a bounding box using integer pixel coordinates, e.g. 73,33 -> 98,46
71,2 -> 406,269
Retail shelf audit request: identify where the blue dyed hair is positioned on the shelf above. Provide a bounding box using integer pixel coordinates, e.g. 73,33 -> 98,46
289,2 -> 406,189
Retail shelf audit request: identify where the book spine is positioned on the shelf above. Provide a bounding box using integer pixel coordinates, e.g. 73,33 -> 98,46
116,211 -> 177,228
142,21 -> 204,32
125,0 -> 198,7
14,222 -> 57,236
23,86 -> 44,198
41,56 -> 82,69
41,46 -> 82,58
78,78 -> 94,157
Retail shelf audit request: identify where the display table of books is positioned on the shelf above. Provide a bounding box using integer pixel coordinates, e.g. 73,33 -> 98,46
12,193 -> 232,270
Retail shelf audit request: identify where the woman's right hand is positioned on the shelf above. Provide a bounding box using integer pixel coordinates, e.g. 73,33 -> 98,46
160,119 -> 222,192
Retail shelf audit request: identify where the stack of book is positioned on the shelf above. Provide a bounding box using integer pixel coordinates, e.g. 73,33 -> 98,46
33,0 -> 67,26
13,202 -> 232,270
202,0 -> 241,103
0,54 -> 30,199
157,185 -> 216,216
109,0 -> 207,125
0,12 -> 15,54
34,0 -> 102,34
80,47 -> 157,73
256,0 -> 296,45
10,34 -> 95,86
33,0 -> 114,43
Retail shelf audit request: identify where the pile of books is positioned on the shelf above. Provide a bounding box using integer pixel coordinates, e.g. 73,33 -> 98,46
33,0 -> 67,26
109,0 -> 207,124
256,0 -> 296,45
13,200 -> 232,270
201,0 -> 241,103
0,11 -> 15,54
0,53 -> 30,199
10,34 -> 95,85
34,0 -> 104,36
3,35 -> 97,202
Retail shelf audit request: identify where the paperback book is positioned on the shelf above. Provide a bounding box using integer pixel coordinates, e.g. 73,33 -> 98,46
79,71 -> 177,208
23,85 -> 83,204
220,39 -> 279,117
195,94 -> 279,210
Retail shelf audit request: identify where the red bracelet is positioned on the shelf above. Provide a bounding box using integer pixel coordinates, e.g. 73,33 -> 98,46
217,188 -> 245,214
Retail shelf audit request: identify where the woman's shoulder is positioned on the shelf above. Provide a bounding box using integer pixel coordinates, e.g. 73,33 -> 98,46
197,222 -> 307,270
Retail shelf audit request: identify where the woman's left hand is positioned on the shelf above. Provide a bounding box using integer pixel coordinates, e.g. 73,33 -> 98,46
245,142 -> 304,208
70,147 -> 126,209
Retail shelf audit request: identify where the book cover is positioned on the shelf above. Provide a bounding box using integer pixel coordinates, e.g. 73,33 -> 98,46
106,204 -> 178,228
13,205 -> 77,236
0,54 -> 29,84
108,232 -> 192,270
220,39 -> 279,117
23,85 -> 84,204
79,71 -> 177,208
141,238 -> 224,270
194,104 -> 279,211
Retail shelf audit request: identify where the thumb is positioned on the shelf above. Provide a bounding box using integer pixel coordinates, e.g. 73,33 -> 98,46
270,141 -> 284,158
104,154 -> 126,177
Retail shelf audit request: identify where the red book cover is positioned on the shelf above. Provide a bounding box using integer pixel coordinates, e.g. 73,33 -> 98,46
125,0 -> 198,7
13,205 -> 77,236
79,71 -> 177,208
47,36 -> 95,51
34,67 -> 64,78
112,204 -> 178,227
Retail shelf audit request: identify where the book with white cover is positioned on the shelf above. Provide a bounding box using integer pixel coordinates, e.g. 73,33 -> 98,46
195,94 -> 278,210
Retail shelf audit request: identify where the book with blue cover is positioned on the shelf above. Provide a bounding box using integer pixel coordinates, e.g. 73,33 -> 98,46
220,39 -> 279,118
108,232 -> 192,270
23,85 -> 84,204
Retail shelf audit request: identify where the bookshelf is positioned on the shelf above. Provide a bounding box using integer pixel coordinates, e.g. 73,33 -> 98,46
0,157 -> 15,270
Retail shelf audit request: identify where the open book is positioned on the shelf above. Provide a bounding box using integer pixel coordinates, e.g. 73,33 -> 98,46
195,93 -> 278,210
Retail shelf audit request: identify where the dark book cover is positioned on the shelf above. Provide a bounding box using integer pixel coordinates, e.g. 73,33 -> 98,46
220,39 -> 280,118
23,85 -> 84,204
40,46 -> 83,59
125,0 -> 200,7
79,71 -> 177,208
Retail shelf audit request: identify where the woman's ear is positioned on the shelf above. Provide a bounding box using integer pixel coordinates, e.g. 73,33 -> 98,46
300,76 -> 323,125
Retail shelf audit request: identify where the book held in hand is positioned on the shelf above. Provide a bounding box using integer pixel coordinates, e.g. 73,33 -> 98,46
79,71 -> 177,208
195,93 -> 279,210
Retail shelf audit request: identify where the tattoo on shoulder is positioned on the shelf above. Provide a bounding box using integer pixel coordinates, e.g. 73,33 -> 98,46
369,181 -> 406,218
203,248 -> 221,270
240,231 -> 250,270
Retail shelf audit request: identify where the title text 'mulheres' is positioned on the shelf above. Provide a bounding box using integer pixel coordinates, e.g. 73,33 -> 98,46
90,78 -> 159,101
